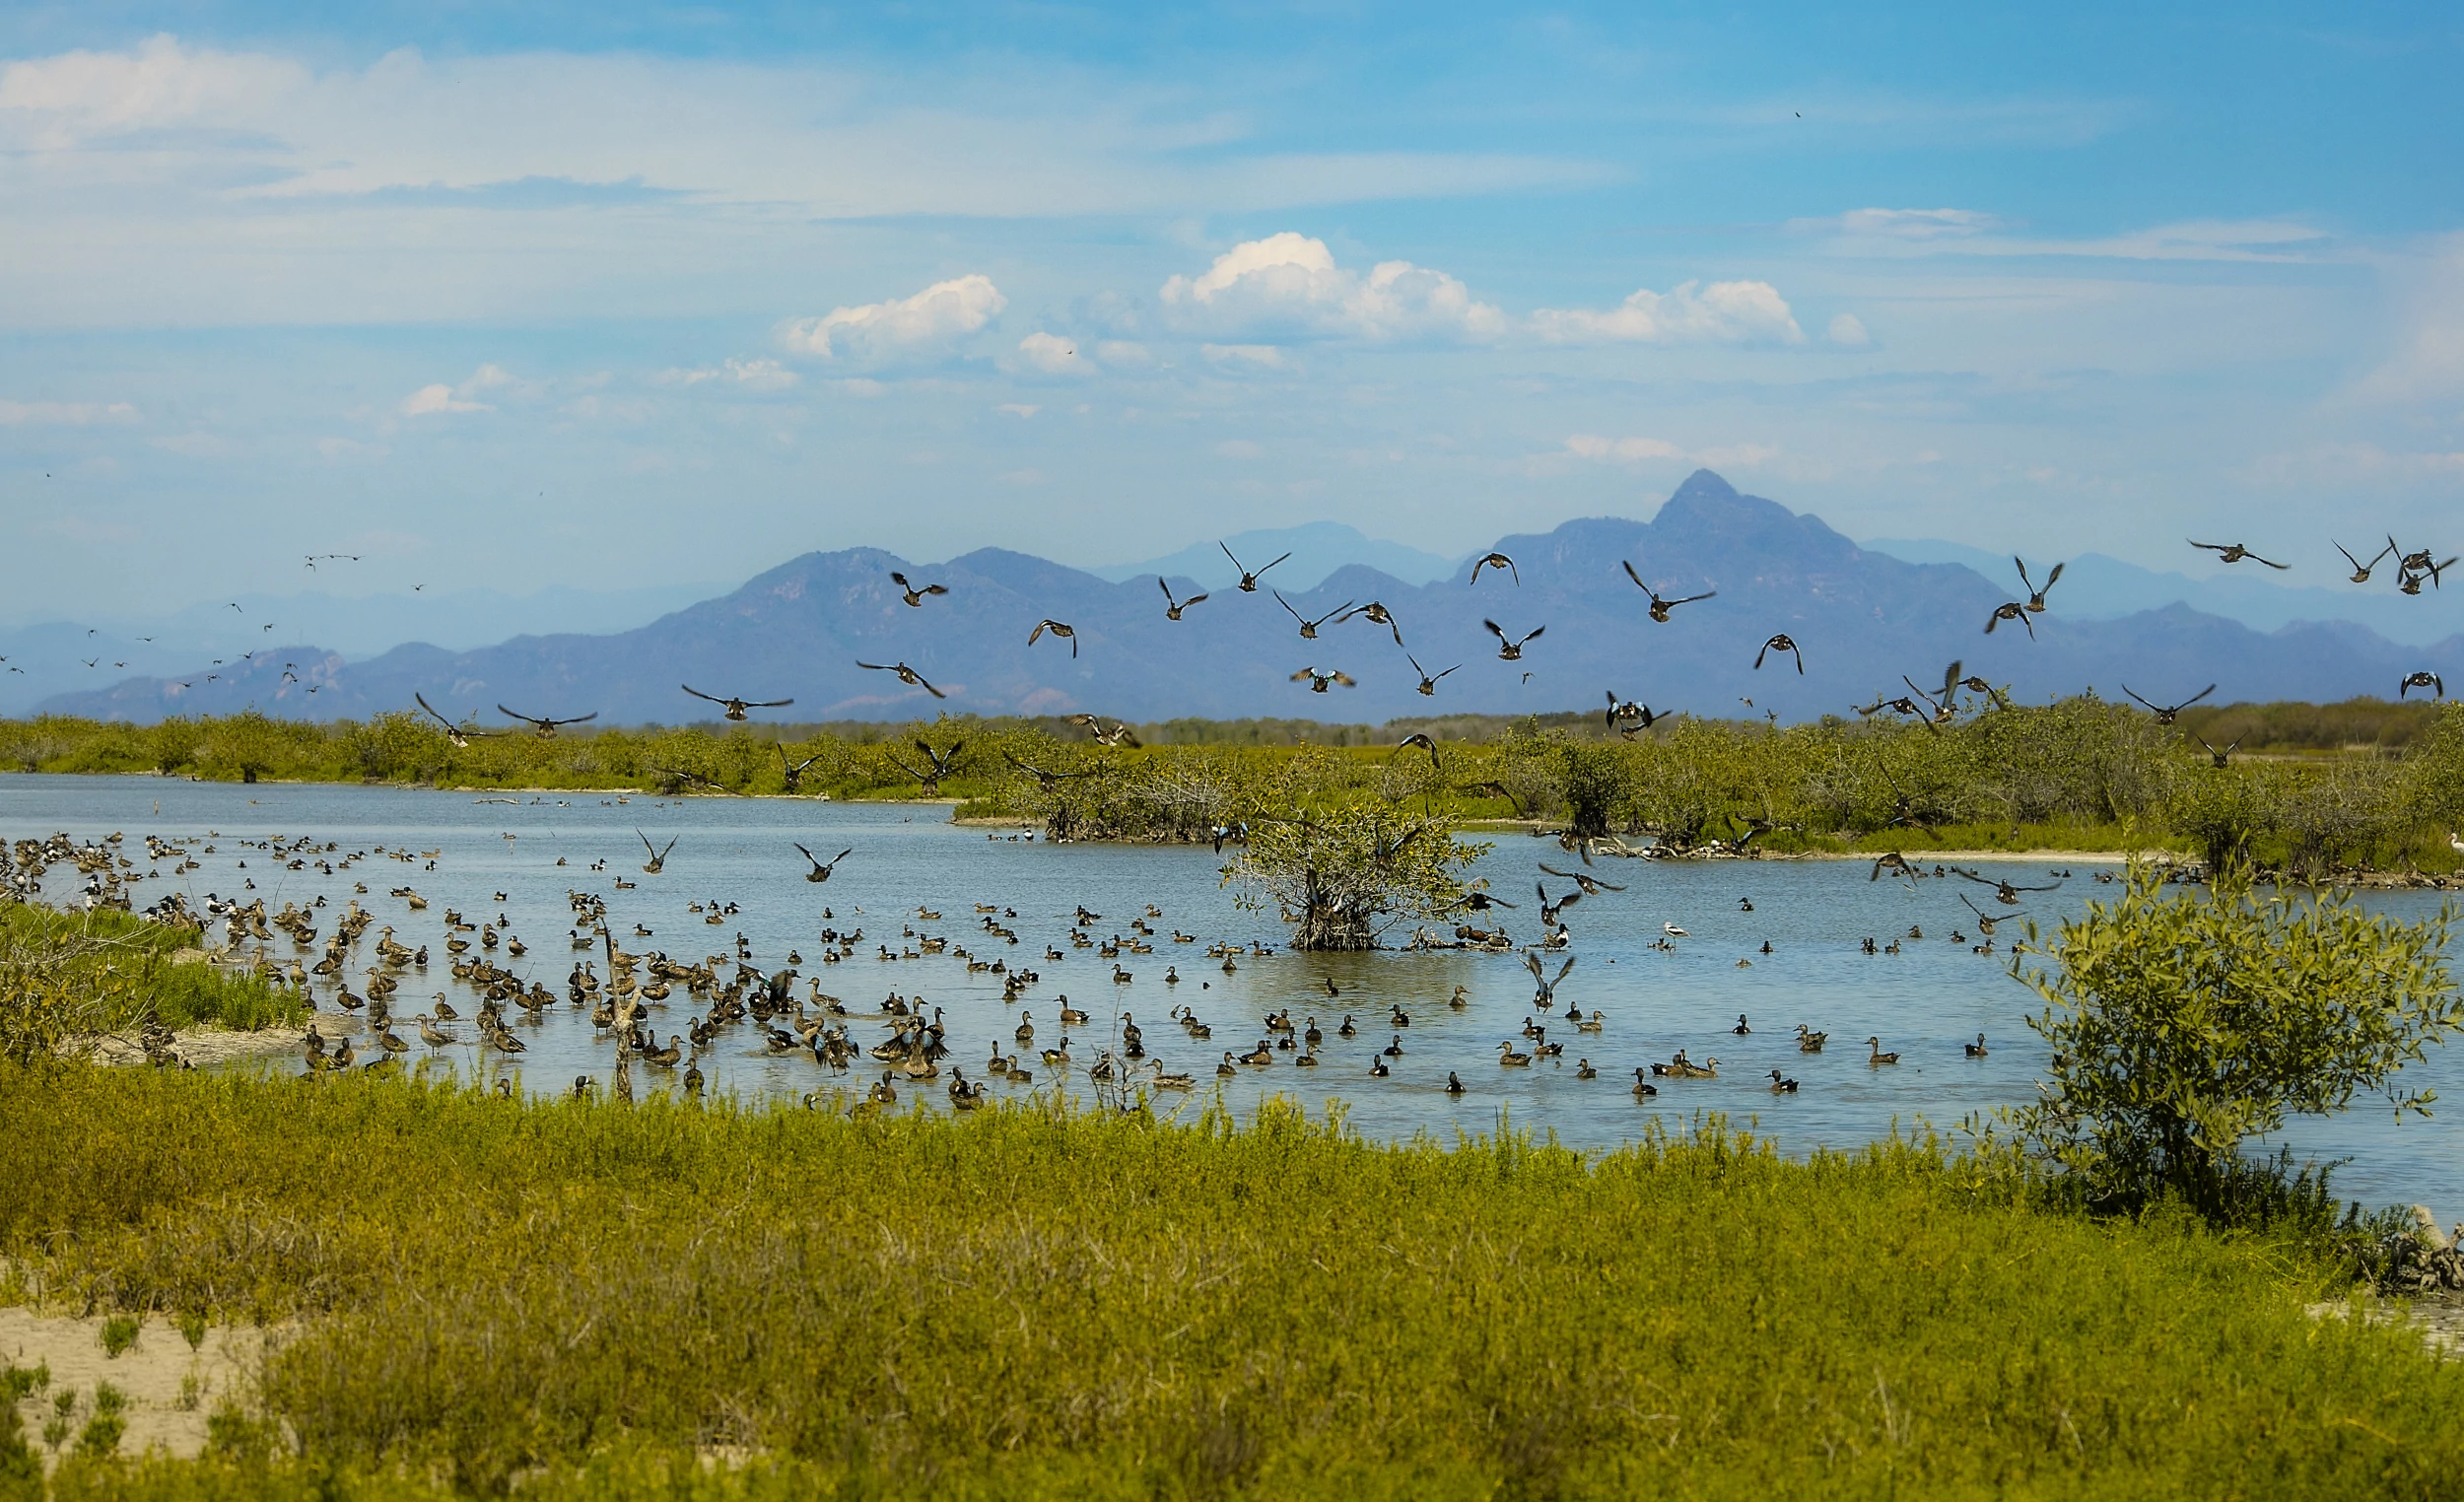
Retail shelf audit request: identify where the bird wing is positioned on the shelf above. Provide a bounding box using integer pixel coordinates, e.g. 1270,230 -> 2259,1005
1670,591 -> 1715,606
890,572 -> 911,587
1218,540 -> 1244,571
1525,950 -> 1544,981
831,849 -> 852,865
2252,553 -> 2290,570
794,843 -> 817,863
414,692 -> 453,728
917,672 -> 946,699
639,830 -> 656,855
1275,590 -> 1303,623
1525,625 -> 1545,642
497,705 -> 543,725
681,684 -> 724,704
1484,619 -> 1506,641
2179,684 -> 2218,711
748,697 -> 794,708
1331,671 -> 1355,686
1028,622 -> 1048,644
856,660 -> 889,672
1554,957 -> 1576,984
2119,684 -> 2158,713
658,837 -> 679,858
1290,667 -> 1316,682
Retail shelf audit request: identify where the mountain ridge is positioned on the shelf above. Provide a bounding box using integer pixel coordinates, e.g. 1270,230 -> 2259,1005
37,471 -> 2464,726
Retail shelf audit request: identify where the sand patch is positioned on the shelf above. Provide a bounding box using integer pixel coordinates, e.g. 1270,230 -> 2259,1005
87,1024 -> 310,1069
1,1307 -> 273,1467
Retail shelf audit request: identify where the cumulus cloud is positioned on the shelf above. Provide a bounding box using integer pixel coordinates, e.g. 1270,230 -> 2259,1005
401,384 -> 482,417
1160,233 -> 1505,342
0,399 -> 135,424
1826,312 -> 1871,346
400,364 -> 514,417
1532,280 -> 1805,345
781,275 -> 1005,361
663,357 -> 798,389
1016,332 -> 1091,376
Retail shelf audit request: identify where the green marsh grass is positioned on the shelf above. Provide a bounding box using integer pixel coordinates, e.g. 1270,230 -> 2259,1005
3,1064 -> 2459,1498
0,904 -> 302,1036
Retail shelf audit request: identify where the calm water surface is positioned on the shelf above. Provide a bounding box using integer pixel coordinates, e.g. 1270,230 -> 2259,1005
5,773 -> 2456,1216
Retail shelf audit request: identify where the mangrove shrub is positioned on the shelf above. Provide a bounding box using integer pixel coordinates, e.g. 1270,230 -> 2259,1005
2012,860 -> 2464,1217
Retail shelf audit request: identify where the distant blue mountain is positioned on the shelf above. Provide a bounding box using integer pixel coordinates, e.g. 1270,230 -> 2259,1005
40,471 -> 2464,725
1090,521 -> 1459,591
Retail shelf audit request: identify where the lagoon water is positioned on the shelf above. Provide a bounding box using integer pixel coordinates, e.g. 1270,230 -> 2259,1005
6,773 -> 2457,1218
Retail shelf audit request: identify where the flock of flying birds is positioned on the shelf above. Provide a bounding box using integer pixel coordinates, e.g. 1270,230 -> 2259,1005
390,530 -> 2459,756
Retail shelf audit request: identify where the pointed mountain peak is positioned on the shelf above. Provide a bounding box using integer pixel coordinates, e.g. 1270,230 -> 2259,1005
1670,468 -> 1740,505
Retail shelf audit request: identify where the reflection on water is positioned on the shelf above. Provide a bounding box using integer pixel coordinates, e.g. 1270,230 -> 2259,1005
4,773 -> 2457,1216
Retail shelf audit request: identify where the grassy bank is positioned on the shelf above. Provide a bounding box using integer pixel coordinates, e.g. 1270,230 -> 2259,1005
0,905 -> 302,1050
0,1066 -> 2456,1498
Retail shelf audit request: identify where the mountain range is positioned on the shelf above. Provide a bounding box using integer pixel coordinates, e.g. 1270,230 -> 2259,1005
35,471 -> 2464,726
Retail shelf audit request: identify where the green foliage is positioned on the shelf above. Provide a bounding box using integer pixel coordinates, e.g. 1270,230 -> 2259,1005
1225,751 -> 1489,948
2012,860 -> 2464,1217
0,906 -> 302,1064
2,1066 -> 2462,1497
10,699 -> 2464,872
100,1315 -> 139,1358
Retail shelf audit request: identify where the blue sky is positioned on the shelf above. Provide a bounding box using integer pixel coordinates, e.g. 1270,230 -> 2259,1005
3,2 -> 2459,622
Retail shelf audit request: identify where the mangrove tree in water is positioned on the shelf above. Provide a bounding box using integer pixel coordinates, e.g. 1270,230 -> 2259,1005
1225,751 -> 1489,950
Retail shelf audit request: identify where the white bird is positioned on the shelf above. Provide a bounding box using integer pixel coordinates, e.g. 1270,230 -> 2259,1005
2450,832 -> 2464,857
1663,922 -> 1690,937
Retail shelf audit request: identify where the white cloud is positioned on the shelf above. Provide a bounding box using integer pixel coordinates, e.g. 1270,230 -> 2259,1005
1094,339 -> 1153,368
1200,343 -> 1287,369
1562,435 -> 1775,469
663,357 -> 798,389
1565,435 -> 1682,461
782,274 -> 1005,361
401,384 -> 482,417
996,403 -> 1040,418
1160,233 -> 1505,342
1829,207 -> 2000,239
400,365 -> 514,417
1016,332 -> 1091,376
1813,209 -> 2330,264
1214,440 -> 1263,458
0,399 -> 134,424
1826,312 -> 1871,346
0,33 -> 305,144
1532,280 -> 1805,345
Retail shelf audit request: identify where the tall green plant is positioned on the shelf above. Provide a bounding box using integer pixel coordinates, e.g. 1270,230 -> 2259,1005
2011,860 -> 2463,1217
1227,751 -> 1488,949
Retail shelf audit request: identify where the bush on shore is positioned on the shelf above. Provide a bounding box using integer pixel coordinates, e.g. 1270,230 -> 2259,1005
10,700 -> 2464,873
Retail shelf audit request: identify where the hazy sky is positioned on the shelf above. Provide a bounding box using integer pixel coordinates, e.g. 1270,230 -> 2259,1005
3,3 -> 2459,620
